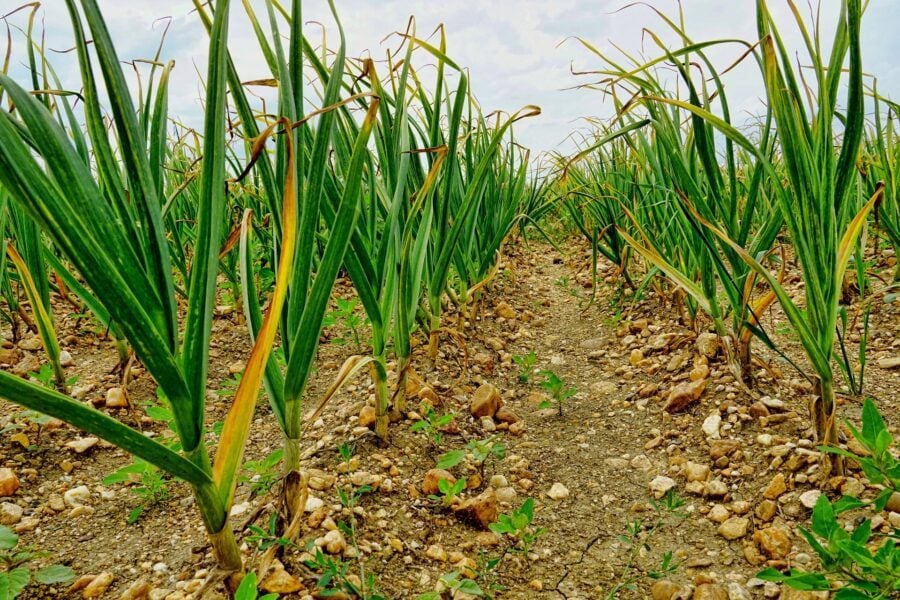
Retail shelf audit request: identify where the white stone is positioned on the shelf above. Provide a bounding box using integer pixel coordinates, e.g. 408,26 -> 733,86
649,476 -> 677,498
547,483 -> 570,500
63,485 -> 91,507
702,413 -> 722,439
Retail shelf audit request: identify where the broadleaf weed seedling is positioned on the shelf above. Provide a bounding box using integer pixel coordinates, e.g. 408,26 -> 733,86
428,477 -> 467,508
511,351 -> 537,384
604,490 -> 687,598
246,512 -> 293,552
410,404 -> 455,447
239,449 -> 284,497
103,460 -> 171,524
437,436 -> 506,480
489,497 -> 545,555
0,525 -> 75,599
538,370 -> 577,416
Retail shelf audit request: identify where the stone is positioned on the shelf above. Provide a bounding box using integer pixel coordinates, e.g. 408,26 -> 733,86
308,470 -> 336,491
761,397 -> 786,411
261,566 -> 303,594
694,584 -> 728,600
630,454 -> 653,472
756,500 -> 777,522
547,483 -> 569,500
48,494 -> 65,512
59,350 -> 74,367
649,476 -> 677,499
705,479 -> 729,497
754,526 -> 791,560
494,407 -> 519,424
696,332 -> 719,358
0,470 -> 20,497
64,485 -> 91,507
725,583 -> 751,600
630,349 -> 644,366
19,337 -> 42,351
664,379 -> 708,413
799,489 -> 822,509
884,492 -> 900,513
119,580 -> 151,600
470,384 -> 503,418
322,530 -> 346,555
780,589 -> 830,599
749,402 -> 770,419
82,572 -> 113,598
685,461 -> 711,483
106,387 -> 128,408
591,381 -> 618,395
475,532 -> 501,547
708,504 -> 730,523
495,486 -> 517,503
66,437 -> 99,454
422,469 -> 456,496
702,413 -> 722,439
304,496 -> 324,513
651,580 -> 682,600
426,544 -> 448,561
453,488 -> 498,530
690,363 -> 710,381
667,353 -> 688,372
0,502 -> 23,525
876,356 -> 900,370
358,405 -> 376,429
763,473 -> 787,500
710,440 -> 740,460
717,517 -> 750,540
494,302 -> 516,319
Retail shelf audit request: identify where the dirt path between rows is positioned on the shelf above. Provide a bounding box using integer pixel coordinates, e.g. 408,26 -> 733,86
2,239 -> 898,599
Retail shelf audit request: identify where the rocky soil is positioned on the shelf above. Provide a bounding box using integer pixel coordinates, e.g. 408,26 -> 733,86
0,239 -> 897,599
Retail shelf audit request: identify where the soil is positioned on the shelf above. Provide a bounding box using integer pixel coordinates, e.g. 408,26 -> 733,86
1,238 -> 898,599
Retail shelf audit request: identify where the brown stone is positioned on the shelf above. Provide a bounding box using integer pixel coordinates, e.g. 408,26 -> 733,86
885,491 -> 900,513
119,580 -> 151,600
694,584 -> 728,600
0,469 -> 20,497
756,499 -> 778,522
470,384 -> 503,418
763,473 -> 787,500
475,531 -> 501,547
494,302 -> 516,320
685,461 -> 711,483
358,405 -> 376,429
753,526 -> 791,560
651,580 -> 682,600
422,469 -> 456,496
82,572 -> 113,598
664,379 -> 708,413
718,516 -> 750,540
105,387 -> 128,408
418,386 -> 439,405
780,589 -> 830,599
261,566 -> 304,594
709,440 -> 740,460
742,541 -> 766,566
749,402 -> 770,419
452,488 -> 498,530
690,363 -> 710,381
494,406 -> 519,424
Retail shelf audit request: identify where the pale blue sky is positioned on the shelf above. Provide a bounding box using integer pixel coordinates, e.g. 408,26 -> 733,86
3,1 -> 897,155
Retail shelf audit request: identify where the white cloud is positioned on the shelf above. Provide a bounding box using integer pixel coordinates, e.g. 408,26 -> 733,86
3,0 -> 897,154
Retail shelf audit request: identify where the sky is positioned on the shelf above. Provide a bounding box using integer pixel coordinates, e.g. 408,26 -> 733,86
2,1 -> 898,157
